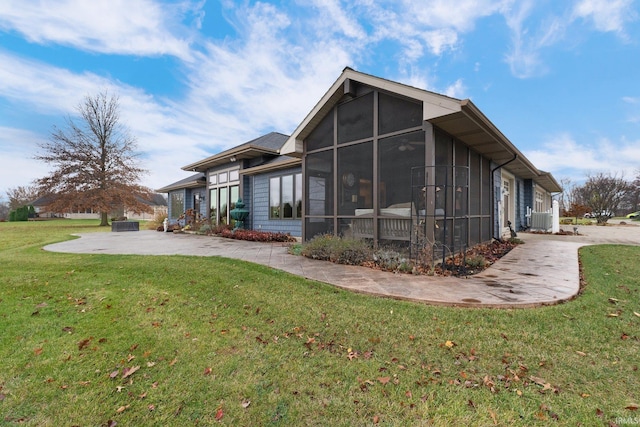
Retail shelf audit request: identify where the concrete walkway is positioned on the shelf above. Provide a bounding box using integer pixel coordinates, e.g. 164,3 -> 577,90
44,222 -> 640,308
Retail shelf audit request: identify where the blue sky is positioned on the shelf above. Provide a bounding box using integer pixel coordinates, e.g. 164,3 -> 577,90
1,0 -> 639,199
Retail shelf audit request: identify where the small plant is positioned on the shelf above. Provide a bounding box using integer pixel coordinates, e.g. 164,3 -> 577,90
465,255 -> 487,269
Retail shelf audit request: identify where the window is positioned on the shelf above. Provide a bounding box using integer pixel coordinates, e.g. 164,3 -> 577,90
535,191 -> 544,212
209,167 -> 240,225
170,192 -> 184,219
270,173 -> 303,219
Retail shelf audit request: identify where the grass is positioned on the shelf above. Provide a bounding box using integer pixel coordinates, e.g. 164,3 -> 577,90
0,220 -> 639,426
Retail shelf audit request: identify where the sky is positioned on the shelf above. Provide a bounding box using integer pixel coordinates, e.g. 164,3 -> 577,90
1,0 -> 639,200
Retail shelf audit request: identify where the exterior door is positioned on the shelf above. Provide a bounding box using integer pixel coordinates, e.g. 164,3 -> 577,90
501,174 -> 515,236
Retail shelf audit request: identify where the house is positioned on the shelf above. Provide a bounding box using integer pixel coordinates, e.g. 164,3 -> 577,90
157,132 -> 302,236
159,67 -> 561,251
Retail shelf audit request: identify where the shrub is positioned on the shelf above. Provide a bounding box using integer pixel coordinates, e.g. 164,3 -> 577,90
301,235 -> 372,265
219,228 -> 296,243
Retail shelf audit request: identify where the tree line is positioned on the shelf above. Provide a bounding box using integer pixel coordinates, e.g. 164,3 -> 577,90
558,172 -> 640,224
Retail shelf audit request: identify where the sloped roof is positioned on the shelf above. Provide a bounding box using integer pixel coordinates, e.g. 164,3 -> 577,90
182,132 -> 289,172
156,172 -> 206,193
281,67 -> 562,193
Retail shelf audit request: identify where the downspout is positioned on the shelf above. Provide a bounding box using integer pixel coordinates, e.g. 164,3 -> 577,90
490,153 -> 518,240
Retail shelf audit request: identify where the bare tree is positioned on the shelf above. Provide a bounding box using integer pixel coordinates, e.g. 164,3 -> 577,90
35,91 -> 152,226
6,185 -> 40,211
575,172 -> 632,224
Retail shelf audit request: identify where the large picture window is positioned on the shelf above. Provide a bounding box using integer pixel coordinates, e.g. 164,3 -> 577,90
270,173 -> 303,219
209,167 -> 240,225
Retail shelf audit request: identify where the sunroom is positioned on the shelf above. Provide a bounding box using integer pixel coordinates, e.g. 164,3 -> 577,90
281,68 -> 561,258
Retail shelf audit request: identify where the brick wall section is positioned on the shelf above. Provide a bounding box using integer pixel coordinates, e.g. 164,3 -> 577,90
252,167 -> 302,237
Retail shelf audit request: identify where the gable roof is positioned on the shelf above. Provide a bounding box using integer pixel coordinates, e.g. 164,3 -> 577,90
281,67 -> 562,193
156,172 -> 206,193
182,132 -> 289,172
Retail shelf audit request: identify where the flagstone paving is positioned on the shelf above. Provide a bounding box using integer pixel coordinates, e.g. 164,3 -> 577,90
44,221 -> 640,308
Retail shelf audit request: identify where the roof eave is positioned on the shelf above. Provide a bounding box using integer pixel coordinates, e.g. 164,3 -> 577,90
182,145 -> 279,172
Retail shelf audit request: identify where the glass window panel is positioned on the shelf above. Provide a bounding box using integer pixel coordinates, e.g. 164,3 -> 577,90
282,175 -> 294,218
295,173 -> 302,218
230,185 -> 239,228
378,92 -> 422,135
170,192 -> 184,219
209,173 -> 217,185
305,150 -> 334,217
337,92 -> 373,144
229,170 -> 239,182
210,189 -> 217,223
219,172 -> 228,184
306,112 -> 334,151
219,187 -> 228,224
378,131 -> 425,210
338,141 -> 373,216
270,177 -> 281,219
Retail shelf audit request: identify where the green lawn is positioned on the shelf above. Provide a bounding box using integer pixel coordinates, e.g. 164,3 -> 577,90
0,220 -> 638,426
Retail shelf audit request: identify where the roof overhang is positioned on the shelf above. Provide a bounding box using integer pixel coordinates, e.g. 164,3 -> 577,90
281,67 -> 562,194
431,101 -> 562,193
182,145 -> 279,172
241,157 -> 301,176
156,178 -> 206,193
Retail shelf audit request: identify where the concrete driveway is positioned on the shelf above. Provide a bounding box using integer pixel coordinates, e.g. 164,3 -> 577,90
44,222 -> 640,308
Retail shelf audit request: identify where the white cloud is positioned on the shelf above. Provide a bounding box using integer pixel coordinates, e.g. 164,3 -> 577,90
0,0 -> 198,60
525,132 -> 640,181
573,0 -> 637,34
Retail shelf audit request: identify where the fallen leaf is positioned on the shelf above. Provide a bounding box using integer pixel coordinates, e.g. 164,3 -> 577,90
122,366 -> 140,379
36,302 -> 48,308
373,415 -> 380,424
116,405 -> 130,414
148,404 -> 156,411
106,420 -> 117,427
62,326 -> 74,334
34,347 -> 43,356
169,358 -> 177,366
488,408 -> 498,425
607,313 -> 620,317
215,408 -> 224,420
203,367 -> 212,376
626,404 -> 639,411
77,338 -> 91,350
445,340 -> 456,348
634,312 -> 640,317
622,333 -> 630,340
576,351 -> 587,356
378,376 -> 391,385
139,392 -> 147,399
241,400 -> 251,409
596,408 -> 604,417
581,393 -> 590,398
608,298 -> 620,304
